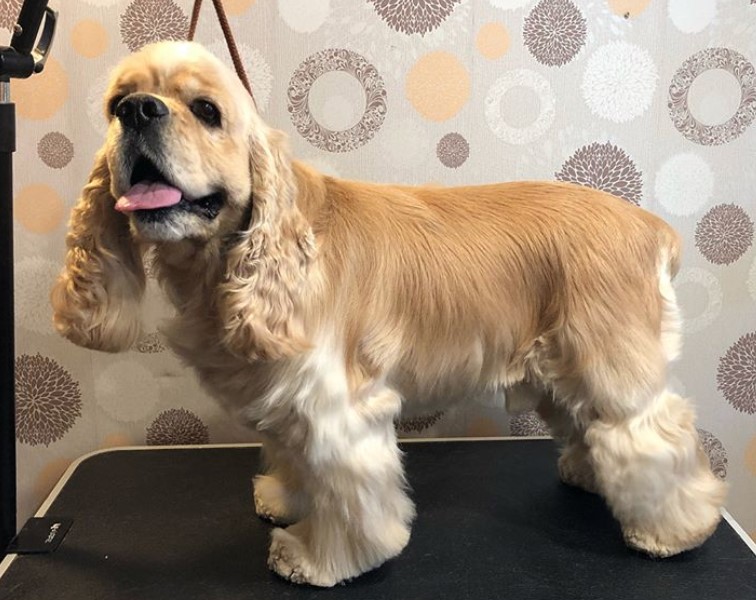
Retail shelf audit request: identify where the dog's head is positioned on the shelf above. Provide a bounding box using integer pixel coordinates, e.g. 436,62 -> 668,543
104,41 -> 260,242
51,42 -> 315,359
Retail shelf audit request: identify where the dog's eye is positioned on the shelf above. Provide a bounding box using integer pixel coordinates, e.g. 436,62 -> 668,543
108,94 -> 125,116
191,99 -> 221,127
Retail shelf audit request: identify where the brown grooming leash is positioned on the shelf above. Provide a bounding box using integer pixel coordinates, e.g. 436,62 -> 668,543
188,0 -> 257,108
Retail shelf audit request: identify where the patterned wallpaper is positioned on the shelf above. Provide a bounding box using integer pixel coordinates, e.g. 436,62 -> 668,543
3,0 -> 755,541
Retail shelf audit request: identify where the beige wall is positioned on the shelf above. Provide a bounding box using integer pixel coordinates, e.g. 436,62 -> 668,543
6,0 -> 755,538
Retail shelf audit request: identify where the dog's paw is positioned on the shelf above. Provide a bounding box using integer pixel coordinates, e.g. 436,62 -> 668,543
268,527 -> 338,587
558,448 -> 599,494
623,511 -> 721,558
253,475 -> 305,525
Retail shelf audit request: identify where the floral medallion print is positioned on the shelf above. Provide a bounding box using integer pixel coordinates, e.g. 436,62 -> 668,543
16,354 -> 82,446
510,411 -> 550,436
717,332 -> 756,415
485,69 -> 555,144
396,411 -> 445,434
134,331 -> 166,354
582,41 -> 658,123
146,409 -> 210,445
654,153 -> 714,217
436,132 -> 469,168
697,429 -> 728,480
523,0 -> 587,67
695,204 -> 754,265
674,268 -> 723,334
669,48 -> 756,146
120,0 -> 188,52
368,0 -> 464,36
555,142 -> 643,205
37,132 -> 74,169
0,0 -> 21,32
288,49 -> 387,152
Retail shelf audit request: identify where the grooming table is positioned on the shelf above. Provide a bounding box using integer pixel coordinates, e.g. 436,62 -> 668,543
1,439 -> 754,600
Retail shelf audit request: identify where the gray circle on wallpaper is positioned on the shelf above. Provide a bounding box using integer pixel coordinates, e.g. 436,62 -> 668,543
555,141 -> 643,205
146,408 -> 209,445
38,132 -> 74,169
674,267 -> 722,334
437,132 -> 469,168
654,152 -> 714,217
288,48 -> 387,153
16,353 -> 82,446
485,69 -> 555,145
748,254 -> 756,303
120,0 -> 188,53
669,47 -> 756,146
368,0 -> 464,36
396,411 -> 445,434
695,204 -> 754,265
697,428 -> 728,480
717,332 -> 756,415
523,0 -> 587,67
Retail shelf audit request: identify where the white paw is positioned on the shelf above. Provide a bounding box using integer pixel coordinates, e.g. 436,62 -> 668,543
623,512 -> 721,558
558,450 -> 599,494
253,475 -> 305,525
268,527 -> 338,587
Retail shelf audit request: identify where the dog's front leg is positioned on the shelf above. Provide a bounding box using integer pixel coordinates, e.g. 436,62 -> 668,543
254,435 -> 311,525
266,386 -> 415,587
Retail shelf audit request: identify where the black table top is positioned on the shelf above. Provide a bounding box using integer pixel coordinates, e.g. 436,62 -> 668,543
1,440 -> 754,600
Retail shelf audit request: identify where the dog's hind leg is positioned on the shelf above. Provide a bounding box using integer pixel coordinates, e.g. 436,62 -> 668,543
254,436 -> 311,525
549,258 -> 726,557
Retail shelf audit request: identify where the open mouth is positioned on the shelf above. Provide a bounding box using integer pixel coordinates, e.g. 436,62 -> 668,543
116,155 -> 224,221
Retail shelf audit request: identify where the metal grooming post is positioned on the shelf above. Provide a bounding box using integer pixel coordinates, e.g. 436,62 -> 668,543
0,0 -> 57,557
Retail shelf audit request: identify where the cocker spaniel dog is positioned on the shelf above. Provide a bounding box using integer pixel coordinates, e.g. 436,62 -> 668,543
52,42 -> 726,587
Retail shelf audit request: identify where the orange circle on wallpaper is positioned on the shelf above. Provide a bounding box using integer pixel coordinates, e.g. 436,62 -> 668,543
225,0 -> 256,15
466,417 -> 502,437
34,457 -> 73,500
406,51 -> 470,122
607,0 -> 651,17
477,23 -> 510,60
15,184 -> 65,234
100,433 -> 134,449
745,435 -> 756,476
11,57 -> 68,120
71,20 -> 109,58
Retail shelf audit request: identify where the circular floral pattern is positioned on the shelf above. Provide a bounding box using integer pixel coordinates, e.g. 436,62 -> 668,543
437,133 -> 469,168
485,69 -> 555,145
555,141 -> 642,205
396,411 -> 444,434
669,48 -> 756,146
523,0 -> 587,67
510,411 -> 550,436
654,153 -> 714,217
368,0 -> 463,35
697,429 -> 728,480
134,331 -> 166,353
96,360 -> 158,422
15,257 -> 62,334
146,408 -> 209,445
717,332 -> 756,415
16,354 -> 82,446
674,268 -> 723,334
37,132 -> 74,169
695,204 -> 754,265
120,0 -> 188,53
288,49 -> 387,152
582,41 -> 658,123
488,0 -> 534,9
208,42 -> 273,111
1,0 -> 21,31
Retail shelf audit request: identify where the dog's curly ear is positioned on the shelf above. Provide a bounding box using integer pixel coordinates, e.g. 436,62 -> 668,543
217,129 -> 316,361
51,148 -> 146,352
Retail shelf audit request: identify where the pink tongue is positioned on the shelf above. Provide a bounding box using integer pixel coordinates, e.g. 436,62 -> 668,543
115,182 -> 182,212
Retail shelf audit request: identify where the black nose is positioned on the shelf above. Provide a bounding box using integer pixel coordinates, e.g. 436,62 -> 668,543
115,94 -> 169,130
